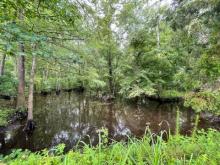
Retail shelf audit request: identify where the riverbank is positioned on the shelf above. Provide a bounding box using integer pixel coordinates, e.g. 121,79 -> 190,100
142,89 -> 220,116
0,107 -> 27,129
0,87 -> 86,127
1,129 -> 219,164
0,98 -> 27,128
0,108 -> 17,127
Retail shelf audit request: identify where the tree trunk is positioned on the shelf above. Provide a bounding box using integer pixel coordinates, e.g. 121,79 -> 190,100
156,16 -> 160,49
17,45 -> 26,109
0,54 -> 6,76
156,0 -> 161,49
108,51 -> 114,96
16,9 -> 26,110
56,70 -> 61,95
25,56 -> 36,132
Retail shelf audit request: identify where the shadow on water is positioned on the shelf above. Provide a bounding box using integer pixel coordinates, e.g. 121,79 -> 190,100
0,92 -> 219,154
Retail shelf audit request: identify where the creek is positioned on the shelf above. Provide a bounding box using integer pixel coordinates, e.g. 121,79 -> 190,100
0,92 -> 219,154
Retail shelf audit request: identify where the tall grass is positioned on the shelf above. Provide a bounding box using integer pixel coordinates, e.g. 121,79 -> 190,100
192,114 -> 199,138
175,108 -> 180,136
2,129 -> 220,165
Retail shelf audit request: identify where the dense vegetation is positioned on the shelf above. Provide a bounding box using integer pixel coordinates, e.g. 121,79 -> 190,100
1,129 -> 220,164
0,107 -> 16,126
1,0 -> 220,114
0,0 -> 220,164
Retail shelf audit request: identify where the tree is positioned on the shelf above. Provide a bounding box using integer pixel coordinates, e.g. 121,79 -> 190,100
0,54 -> 6,76
25,54 -> 36,132
16,8 -> 26,110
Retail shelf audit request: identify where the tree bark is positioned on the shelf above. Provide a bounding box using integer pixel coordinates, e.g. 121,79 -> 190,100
0,54 -> 6,76
16,9 -> 26,110
16,44 -> 26,109
25,56 -> 36,132
27,56 -> 36,120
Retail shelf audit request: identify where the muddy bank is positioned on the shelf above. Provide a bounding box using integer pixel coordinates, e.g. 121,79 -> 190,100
39,86 -> 85,96
145,95 -> 183,103
200,112 -> 220,123
0,95 -> 16,100
0,98 -> 27,132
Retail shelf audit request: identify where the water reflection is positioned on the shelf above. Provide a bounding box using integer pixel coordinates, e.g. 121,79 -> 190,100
0,92 -> 219,153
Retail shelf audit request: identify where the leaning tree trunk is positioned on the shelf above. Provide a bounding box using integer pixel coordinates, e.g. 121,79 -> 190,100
0,54 -> 6,76
25,56 -> 36,132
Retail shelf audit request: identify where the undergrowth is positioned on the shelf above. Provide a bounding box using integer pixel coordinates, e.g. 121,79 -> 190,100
0,107 -> 16,126
184,89 -> 220,114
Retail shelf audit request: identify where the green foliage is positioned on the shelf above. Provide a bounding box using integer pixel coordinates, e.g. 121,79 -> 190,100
0,0 -> 220,113
184,90 -> 220,114
128,85 -> 156,98
119,70 -> 157,98
173,68 -> 202,91
97,127 -> 109,146
198,53 -> 220,81
0,56 -> 17,96
1,129 -> 220,165
0,74 -> 17,96
165,129 -> 220,164
159,90 -> 185,98
1,1 -> 220,164
0,107 -> 16,126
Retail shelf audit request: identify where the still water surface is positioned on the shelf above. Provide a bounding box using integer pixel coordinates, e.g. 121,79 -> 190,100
0,92 -> 219,154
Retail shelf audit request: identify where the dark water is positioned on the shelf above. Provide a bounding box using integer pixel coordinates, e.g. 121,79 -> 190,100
0,92 -> 219,154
